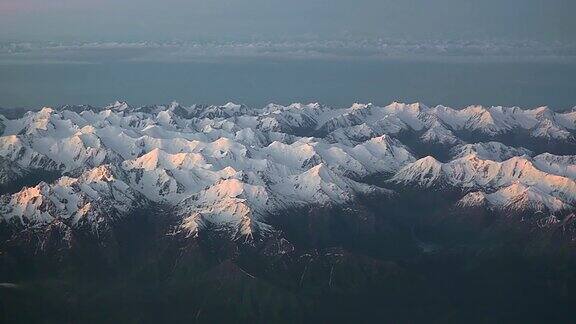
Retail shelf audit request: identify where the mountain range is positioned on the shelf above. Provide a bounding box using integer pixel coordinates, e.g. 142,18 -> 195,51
1,101 -> 575,322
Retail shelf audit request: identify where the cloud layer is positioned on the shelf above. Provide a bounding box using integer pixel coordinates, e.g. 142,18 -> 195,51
1,39 -> 574,64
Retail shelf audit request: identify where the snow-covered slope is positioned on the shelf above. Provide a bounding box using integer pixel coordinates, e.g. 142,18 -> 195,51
0,102 -> 409,239
0,101 -> 574,241
450,142 -> 533,161
533,153 -> 576,179
316,102 -> 575,145
394,154 -> 576,212
0,165 -> 143,230
458,183 -> 572,213
0,156 -> 24,187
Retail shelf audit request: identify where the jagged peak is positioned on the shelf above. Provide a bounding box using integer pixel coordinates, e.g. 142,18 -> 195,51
167,101 -> 181,110
124,148 -> 207,171
222,102 -> 243,109
451,142 -> 533,161
350,102 -> 373,111
501,155 -> 536,169
287,102 -> 323,110
219,166 -> 240,178
212,136 -> 237,148
457,191 -> 487,208
13,184 -> 45,202
303,162 -> 331,178
205,178 -> 248,198
415,155 -> 443,167
491,183 -> 570,212
365,134 -> 396,146
531,105 -> 552,114
388,101 -> 428,111
80,165 -> 116,182
132,148 -> 163,170
38,107 -> 56,115
0,134 -> 22,144
105,101 -> 130,111
461,104 -> 489,114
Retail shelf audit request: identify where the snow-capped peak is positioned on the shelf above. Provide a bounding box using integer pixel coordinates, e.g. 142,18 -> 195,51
0,101 -> 574,241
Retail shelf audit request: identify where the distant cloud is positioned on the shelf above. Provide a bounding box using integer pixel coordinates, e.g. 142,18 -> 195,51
0,38 -> 574,64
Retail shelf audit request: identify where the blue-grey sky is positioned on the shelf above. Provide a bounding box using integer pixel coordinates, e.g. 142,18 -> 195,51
0,0 -> 574,42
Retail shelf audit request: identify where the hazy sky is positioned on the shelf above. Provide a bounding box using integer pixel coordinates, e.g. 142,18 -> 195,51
0,0 -> 574,42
